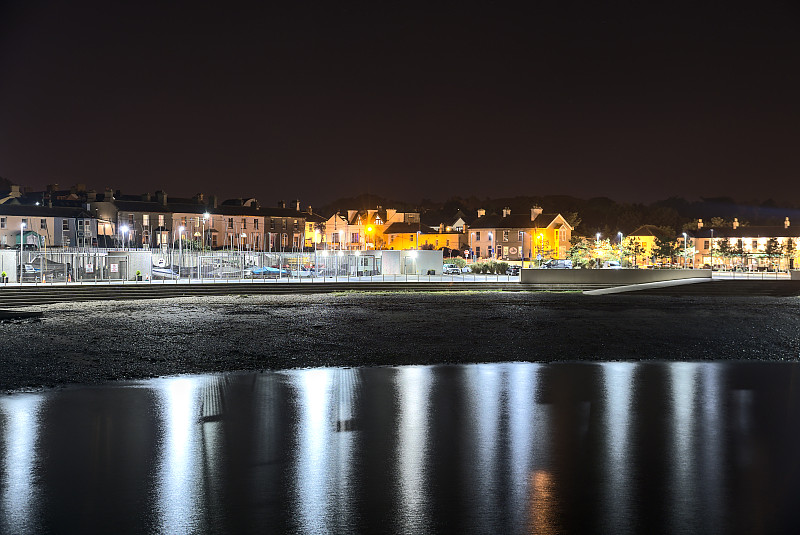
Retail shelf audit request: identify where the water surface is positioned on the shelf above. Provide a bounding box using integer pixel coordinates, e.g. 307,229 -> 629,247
2,362 -> 800,534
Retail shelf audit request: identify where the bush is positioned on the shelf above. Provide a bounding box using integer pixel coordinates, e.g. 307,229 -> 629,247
496,261 -> 509,274
453,257 -> 467,268
470,262 -> 485,274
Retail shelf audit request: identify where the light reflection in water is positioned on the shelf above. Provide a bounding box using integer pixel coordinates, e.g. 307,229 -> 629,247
669,362 -> 700,533
0,394 -> 44,535
601,362 -> 636,533
155,377 -> 206,534
463,364 -> 502,526
395,366 -> 433,534
529,470 -> 557,535
506,363 -> 547,532
289,368 -> 360,534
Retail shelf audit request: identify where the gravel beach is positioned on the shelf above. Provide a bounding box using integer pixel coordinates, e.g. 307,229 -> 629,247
2,291 -> 799,391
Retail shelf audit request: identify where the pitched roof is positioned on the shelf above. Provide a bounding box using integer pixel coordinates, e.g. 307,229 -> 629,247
0,205 -> 94,218
691,226 -> 800,239
468,212 -> 567,230
383,222 -> 437,235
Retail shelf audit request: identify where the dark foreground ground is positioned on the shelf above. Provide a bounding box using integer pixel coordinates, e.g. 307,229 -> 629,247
2,291 -> 799,391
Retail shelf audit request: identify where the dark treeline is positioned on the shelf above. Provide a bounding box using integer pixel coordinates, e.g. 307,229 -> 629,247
321,194 -> 800,237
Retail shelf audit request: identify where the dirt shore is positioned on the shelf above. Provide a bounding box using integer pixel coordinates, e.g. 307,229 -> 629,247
2,291 -> 799,391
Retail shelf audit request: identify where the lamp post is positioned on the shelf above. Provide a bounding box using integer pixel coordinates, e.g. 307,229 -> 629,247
710,229 -> 714,271
19,221 -> 26,282
178,226 -> 184,280
682,232 -> 688,269
202,212 -> 209,252
120,225 -> 128,250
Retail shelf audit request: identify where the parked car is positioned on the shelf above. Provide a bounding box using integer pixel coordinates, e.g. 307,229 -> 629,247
602,260 -> 621,269
541,259 -> 573,269
506,265 -> 521,276
442,264 -> 461,275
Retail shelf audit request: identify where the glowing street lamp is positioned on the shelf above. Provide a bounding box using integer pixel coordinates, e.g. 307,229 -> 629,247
202,212 -> 209,252
19,221 -> 26,282
120,225 -> 129,249
178,226 -> 185,280
683,232 -> 688,269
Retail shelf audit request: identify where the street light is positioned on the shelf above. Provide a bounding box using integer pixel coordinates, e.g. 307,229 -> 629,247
120,225 -> 129,250
202,212 -> 209,252
19,221 -> 26,282
682,232 -> 688,269
178,226 -> 185,280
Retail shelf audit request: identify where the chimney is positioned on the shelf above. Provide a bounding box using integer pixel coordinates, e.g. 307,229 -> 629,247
46,183 -> 59,193
477,208 -> 486,218
155,191 -> 167,205
502,207 -> 511,218
295,199 -> 300,211
697,218 -> 703,229
10,185 -> 21,197
86,190 -> 97,202
193,193 -> 204,204
531,206 -> 543,221
439,223 -> 444,233
786,217 -> 790,228
733,217 -> 739,229
278,200 -> 286,209
141,193 -> 152,202
209,195 -> 218,209
307,205 -> 313,214
104,188 -> 115,201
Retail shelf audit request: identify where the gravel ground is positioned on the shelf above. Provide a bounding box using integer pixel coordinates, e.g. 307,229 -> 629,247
2,291 -> 799,391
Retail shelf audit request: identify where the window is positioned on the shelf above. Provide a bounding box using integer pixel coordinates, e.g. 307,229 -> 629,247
129,214 -> 135,226
254,219 -> 259,230
0,217 -> 6,229
41,218 -> 47,230
158,214 -> 165,227
518,231 -> 524,241
410,234 -> 414,241
227,218 -> 234,229
476,246 -> 481,256
476,231 -> 481,240
62,220 -> 69,231
503,230 -> 509,242
142,214 -> 149,227
242,218 -> 247,230
21,218 -> 28,228
704,240 -> 710,249
332,233 -> 340,243
294,220 -> 298,230
351,232 -> 359,243
752,240 -> 758,249
181,217 -> 187,226
270,219 -> 275,230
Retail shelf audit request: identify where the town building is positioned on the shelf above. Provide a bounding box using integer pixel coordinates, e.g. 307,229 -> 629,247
467,207 -> 573,262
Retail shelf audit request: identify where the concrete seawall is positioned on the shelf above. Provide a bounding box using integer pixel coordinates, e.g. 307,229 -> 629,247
520,268 -> 712,285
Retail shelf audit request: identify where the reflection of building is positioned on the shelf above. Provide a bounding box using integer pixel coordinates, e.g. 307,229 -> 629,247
468,207 -> 573,261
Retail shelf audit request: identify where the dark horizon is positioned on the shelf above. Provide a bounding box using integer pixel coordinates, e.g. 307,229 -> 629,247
2,2 -> 799,207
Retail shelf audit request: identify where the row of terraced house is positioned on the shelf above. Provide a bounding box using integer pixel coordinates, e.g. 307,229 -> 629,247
0,184 -> 575,263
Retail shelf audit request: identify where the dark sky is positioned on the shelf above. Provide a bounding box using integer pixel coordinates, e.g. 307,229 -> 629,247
1,1 -> 799,206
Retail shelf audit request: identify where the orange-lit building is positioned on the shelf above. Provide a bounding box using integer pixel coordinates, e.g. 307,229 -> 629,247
467,207 -> 573,262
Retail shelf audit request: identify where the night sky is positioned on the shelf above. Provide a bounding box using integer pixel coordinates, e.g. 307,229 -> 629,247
1,1 -> 799,206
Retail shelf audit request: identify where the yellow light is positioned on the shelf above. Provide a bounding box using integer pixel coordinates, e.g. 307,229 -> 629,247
367,226 -> 373,232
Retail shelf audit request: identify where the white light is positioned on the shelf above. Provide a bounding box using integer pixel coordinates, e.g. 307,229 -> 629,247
179,226 -> 185,233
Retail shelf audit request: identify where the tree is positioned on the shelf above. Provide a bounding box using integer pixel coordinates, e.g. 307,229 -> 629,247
764,238 -> 782,270
653,236 -> 679,265
785,239 -> 797,270
714,240 -> 734,268
567,238 -> 593,268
